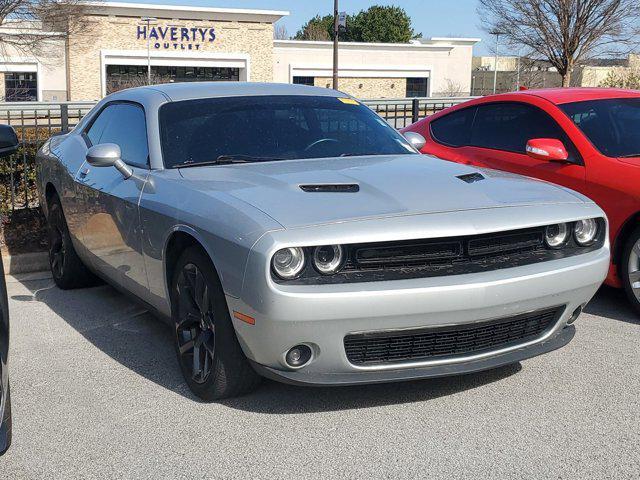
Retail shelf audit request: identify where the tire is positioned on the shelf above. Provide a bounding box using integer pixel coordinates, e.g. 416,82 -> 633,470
47,196 -> 98,289
621,226 -> 640,315
171,246 -> 261,400
0,382 -> 11,456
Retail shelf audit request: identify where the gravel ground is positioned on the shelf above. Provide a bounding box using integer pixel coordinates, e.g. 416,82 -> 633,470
1,272 -> 639,479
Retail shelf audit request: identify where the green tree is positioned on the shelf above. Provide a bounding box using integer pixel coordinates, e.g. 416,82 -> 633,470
600,67 -> 640,90
294,6 -> 419,43
350,6 -> 418,43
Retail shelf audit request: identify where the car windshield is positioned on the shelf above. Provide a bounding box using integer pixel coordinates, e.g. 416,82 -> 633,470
560,98 -> 640,158
159,95 -> 416,167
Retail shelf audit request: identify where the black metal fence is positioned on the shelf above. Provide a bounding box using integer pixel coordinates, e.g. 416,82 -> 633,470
363,97 -> 474,129
0,102 -> 94,212
0,96 -> 472,213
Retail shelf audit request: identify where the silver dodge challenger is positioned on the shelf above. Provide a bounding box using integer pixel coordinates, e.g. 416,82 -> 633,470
36,83 -> 610,400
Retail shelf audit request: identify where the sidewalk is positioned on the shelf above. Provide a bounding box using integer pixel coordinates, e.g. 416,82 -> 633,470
1,249 -> 48,275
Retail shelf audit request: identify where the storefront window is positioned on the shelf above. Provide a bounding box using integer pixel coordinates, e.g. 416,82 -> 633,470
105,65 -> 240,94
4,72 -> 38,102
293,76 -> 315,86
406,78 -> 429,98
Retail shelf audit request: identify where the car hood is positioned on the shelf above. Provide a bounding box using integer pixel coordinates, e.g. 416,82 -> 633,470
178,154 -> 585,228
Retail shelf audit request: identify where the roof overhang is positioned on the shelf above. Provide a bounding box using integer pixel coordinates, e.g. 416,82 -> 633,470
416,37 -> 481,46
274,39 -> 457,52
81,1 -> 289,23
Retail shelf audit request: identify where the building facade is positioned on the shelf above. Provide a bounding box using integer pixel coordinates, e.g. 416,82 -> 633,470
0,2 -> 479,102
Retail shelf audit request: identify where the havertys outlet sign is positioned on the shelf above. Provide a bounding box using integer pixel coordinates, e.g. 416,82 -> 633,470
137,25 -> 216,50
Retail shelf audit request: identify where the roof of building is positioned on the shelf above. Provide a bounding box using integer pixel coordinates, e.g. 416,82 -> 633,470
138,81 -> 345,102
81,1 -> 289,22
515,87 -> 640,104
414,37 -> 481,46
274,37 -> 480,51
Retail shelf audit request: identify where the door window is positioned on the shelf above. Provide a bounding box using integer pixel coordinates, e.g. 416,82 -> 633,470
86,105 -> 116,146
430,107 -> 476,147
472,103 -> 556,152
470,102 -> 580,162
85,103 -> 149,168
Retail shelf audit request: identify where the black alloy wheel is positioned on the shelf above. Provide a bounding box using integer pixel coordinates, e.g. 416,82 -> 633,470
175,263 -> 216,384
46,197 -> 98,289
171,246 -> 261,400
48,213 -> 66,280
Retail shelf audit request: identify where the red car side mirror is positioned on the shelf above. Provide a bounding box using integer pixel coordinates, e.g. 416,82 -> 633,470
526,138 -> 569,162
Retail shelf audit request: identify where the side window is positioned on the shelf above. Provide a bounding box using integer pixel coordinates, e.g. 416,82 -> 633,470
430,107 -> 476,147
86,105 -> 116,146
96,103 -> 149,168
470,102 -> 575,156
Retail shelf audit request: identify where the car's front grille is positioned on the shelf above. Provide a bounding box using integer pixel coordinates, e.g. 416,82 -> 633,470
352,227 -> 545,269
344,306 -> 563,366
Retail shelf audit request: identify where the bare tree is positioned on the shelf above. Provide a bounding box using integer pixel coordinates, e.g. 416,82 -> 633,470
478,0 -> 640,87
274,22 -> 289,40
440,79 -> 465,97
299,22 -> 330,41
0,0 -> 93,56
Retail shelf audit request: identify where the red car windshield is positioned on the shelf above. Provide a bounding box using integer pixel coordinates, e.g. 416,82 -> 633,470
560,98 -> 640,158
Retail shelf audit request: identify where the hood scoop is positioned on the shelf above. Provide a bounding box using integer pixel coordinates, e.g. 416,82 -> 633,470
300,183 -> 360,193
456,172 -> 485,184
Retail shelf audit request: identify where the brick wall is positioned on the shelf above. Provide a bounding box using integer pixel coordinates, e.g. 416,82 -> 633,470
313,77 -> 407,98
67,15 -> 274,100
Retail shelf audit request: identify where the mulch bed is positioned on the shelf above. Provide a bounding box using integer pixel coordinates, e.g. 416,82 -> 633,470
0,207 -> 48,255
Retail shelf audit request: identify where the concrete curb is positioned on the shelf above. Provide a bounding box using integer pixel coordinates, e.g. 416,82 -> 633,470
1,251 -> 49,275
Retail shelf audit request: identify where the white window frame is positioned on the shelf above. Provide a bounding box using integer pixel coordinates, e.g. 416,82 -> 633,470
0,59 -> 41,102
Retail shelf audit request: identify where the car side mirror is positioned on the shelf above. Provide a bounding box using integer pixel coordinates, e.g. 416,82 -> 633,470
86,143 -> 133,179
526,138 -> 569,162
0,124 -> 19,159
403,131 -> 426,151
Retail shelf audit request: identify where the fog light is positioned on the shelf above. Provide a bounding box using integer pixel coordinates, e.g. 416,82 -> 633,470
567,305 -> 583,325
285,345 -> 312,367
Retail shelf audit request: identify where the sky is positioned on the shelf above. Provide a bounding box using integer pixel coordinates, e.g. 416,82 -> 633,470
122,0 -> 493,54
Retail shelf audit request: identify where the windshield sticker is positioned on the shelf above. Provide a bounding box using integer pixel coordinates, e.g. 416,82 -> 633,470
338,97 -> 359,105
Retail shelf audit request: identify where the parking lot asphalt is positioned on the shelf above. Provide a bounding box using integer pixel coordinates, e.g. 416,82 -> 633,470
0,272 -> 638,479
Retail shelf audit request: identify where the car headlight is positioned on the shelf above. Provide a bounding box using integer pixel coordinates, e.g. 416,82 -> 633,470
545,223 -> 569,249
313,245 -> 345,274
272,247 -> 305,279
574,218 -> 598,246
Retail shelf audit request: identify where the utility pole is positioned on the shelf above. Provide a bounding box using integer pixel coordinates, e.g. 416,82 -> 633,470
490,30 -> 503,94
333,0 -> 339,90
141,16 -> 157,85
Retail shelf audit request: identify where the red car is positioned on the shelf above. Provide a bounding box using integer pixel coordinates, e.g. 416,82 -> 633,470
402,88 -> 640,313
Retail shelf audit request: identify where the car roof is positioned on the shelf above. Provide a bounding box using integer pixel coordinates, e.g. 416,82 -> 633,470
499,87 -> 640,105
135,81 -> 346,102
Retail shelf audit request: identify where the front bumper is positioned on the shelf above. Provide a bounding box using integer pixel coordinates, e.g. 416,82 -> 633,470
228,203 -> 610,386
228,240 -> 608,385
251,324 -> 575,386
